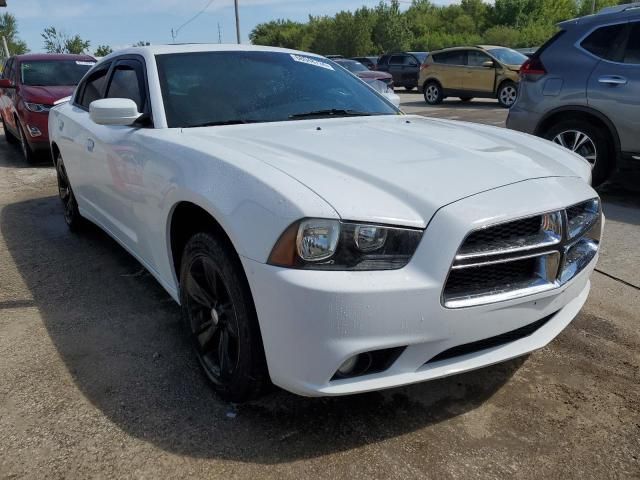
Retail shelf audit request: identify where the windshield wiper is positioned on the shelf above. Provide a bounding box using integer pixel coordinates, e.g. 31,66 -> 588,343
289,109 -> 374,119
185,119 -> 261,128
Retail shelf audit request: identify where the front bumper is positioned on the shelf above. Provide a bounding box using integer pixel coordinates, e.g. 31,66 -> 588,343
243,177 -> 600,396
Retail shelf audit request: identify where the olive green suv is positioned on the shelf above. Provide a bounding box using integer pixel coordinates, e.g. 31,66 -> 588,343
419,46 -> 527,108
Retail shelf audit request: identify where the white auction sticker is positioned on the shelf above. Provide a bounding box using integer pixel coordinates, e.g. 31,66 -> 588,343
290,54 -> 334,71
76,61 -> 96,66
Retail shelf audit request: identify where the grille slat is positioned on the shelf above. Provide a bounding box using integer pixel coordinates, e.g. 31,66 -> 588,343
443,199 -> 601,309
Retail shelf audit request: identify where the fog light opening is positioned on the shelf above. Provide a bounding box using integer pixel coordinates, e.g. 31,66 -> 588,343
331,346 -> 406,381
27,125 -> 42,137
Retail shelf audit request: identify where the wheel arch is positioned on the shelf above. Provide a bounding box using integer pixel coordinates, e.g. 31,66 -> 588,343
51,141 -> 60,163
534,106 -> 621,157
422,77 -> 443,91
167,201 -> 243,291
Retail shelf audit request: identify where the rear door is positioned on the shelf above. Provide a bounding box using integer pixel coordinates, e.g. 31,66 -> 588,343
387,55 -> 407,85
587,20 -> 640,154
431,51 -> 466,90
464,50 -> 496,93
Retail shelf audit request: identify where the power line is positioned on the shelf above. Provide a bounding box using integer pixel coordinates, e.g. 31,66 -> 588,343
171,0 -> 215,42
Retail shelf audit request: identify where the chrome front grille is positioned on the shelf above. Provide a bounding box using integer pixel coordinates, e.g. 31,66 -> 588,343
443,198 -> 602,309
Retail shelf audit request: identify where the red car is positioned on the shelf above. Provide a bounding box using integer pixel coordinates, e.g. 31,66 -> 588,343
333,59 -> 394,88
0,53 -> 96,162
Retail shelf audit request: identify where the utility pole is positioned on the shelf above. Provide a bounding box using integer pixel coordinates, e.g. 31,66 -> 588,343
217,23 -> 222,43
234,0 -> 241,44
592,0 -> 596,14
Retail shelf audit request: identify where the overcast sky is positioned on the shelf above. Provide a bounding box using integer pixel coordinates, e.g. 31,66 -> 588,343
6,0 -> 458,53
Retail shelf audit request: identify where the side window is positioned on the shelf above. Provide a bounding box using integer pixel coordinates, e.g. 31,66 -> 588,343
623,22 -> 640,64
437,51 -> 466,66
8,59 -> 17,83
468,51 -> 492,67
581,23 -> 627,61
78,66 -> 110,109
389,55 -> 404,65
105,61 -> 145,112
404,55 -> 418,66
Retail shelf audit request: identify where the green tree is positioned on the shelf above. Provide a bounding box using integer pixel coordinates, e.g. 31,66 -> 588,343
42,27 -> 90,54
0,13 -> 28,55
94,45 -> 113,57
372,0 -> 413,53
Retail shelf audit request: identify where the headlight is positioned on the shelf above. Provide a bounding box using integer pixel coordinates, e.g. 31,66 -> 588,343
24,102 -> 51,113
268,218 -> 423,270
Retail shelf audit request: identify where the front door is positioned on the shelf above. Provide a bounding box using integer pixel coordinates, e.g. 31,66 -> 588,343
464,50 -> 497,93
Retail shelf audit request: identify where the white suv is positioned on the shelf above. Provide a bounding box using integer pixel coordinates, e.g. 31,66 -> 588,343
49,45 -> 601,401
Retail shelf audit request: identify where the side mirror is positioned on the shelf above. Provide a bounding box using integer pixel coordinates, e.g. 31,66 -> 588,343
0,78 -> 15,88
90,98 -> 142,126
482,60 -> 495,68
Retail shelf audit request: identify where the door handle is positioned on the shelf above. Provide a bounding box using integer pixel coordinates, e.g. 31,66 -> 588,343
86,138 -> 95,152
598,75 -> 627,85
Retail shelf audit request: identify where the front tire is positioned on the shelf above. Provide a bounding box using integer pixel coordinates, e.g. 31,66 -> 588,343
544,118 -> 614,187
17,121 -> 35,163
2,116 -> 18,144
179,232 -> 268,402
497,81 -> 518,108
423,81 -> 443,105
55,153 -> 84,231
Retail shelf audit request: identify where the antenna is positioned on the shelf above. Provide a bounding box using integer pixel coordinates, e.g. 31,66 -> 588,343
218,22 -> 222,43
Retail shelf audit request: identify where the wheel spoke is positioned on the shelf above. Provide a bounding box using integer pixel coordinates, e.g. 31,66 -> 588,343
199,323 -> 220,352
186,264 -> 215,309
218,329 -> 232,377
572,132 -> 589,152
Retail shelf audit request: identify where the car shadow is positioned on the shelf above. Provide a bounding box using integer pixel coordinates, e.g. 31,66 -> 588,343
599,174 -> 640,226
0,134 -> 52,168
1,195 -> 525,463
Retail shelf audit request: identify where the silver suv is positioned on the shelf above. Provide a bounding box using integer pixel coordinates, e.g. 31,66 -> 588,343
507,3 -> 640,186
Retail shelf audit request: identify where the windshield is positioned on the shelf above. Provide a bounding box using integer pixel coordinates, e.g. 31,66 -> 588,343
156,51 -> 398,128
487,48 -> 527,65
20,60 -> 95,86
335,59 -> 369,73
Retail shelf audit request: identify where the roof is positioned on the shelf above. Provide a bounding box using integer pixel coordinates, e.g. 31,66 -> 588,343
103,43 -> 320,59
14,53 -> 96,62
559,2 -> 640,28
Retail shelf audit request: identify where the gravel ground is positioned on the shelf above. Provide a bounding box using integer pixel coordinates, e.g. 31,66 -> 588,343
1,99 -> 639,480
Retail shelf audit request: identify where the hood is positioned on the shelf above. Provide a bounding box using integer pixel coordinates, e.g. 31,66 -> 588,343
356,71 -> 392,81
20,85 -> 76,105
182,115 -> 591,228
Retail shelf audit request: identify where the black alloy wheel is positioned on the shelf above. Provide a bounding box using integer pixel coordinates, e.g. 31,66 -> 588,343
17,122 -> 35,163
180,233 -> 267,401
55,154 -> 83,231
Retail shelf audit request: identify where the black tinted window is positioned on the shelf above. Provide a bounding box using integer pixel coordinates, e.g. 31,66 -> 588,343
389,55 -> 405,65
106,64 -> 143,111
433,51 -> 466,66
20,60 -> 94,86
581,23 -> 627,60
79,66 -> 110,109
2,59 -> 13,80
624,23 -> 640,64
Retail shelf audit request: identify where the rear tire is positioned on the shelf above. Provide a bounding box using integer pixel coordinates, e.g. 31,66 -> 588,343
2,116 -> 17,144
460,97 -> 474,102
405,85 -> 415,91
497,81 -> 518,108
423,81 -> 443,105
54,153 -> 84,231
544,118 -> 614,187
179,232 -> 268,402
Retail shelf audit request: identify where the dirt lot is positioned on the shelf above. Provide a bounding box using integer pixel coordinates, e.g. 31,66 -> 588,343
1,97 -> 639,479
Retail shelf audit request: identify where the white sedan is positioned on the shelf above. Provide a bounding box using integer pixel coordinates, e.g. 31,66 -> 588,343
49,44 -> 602,401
